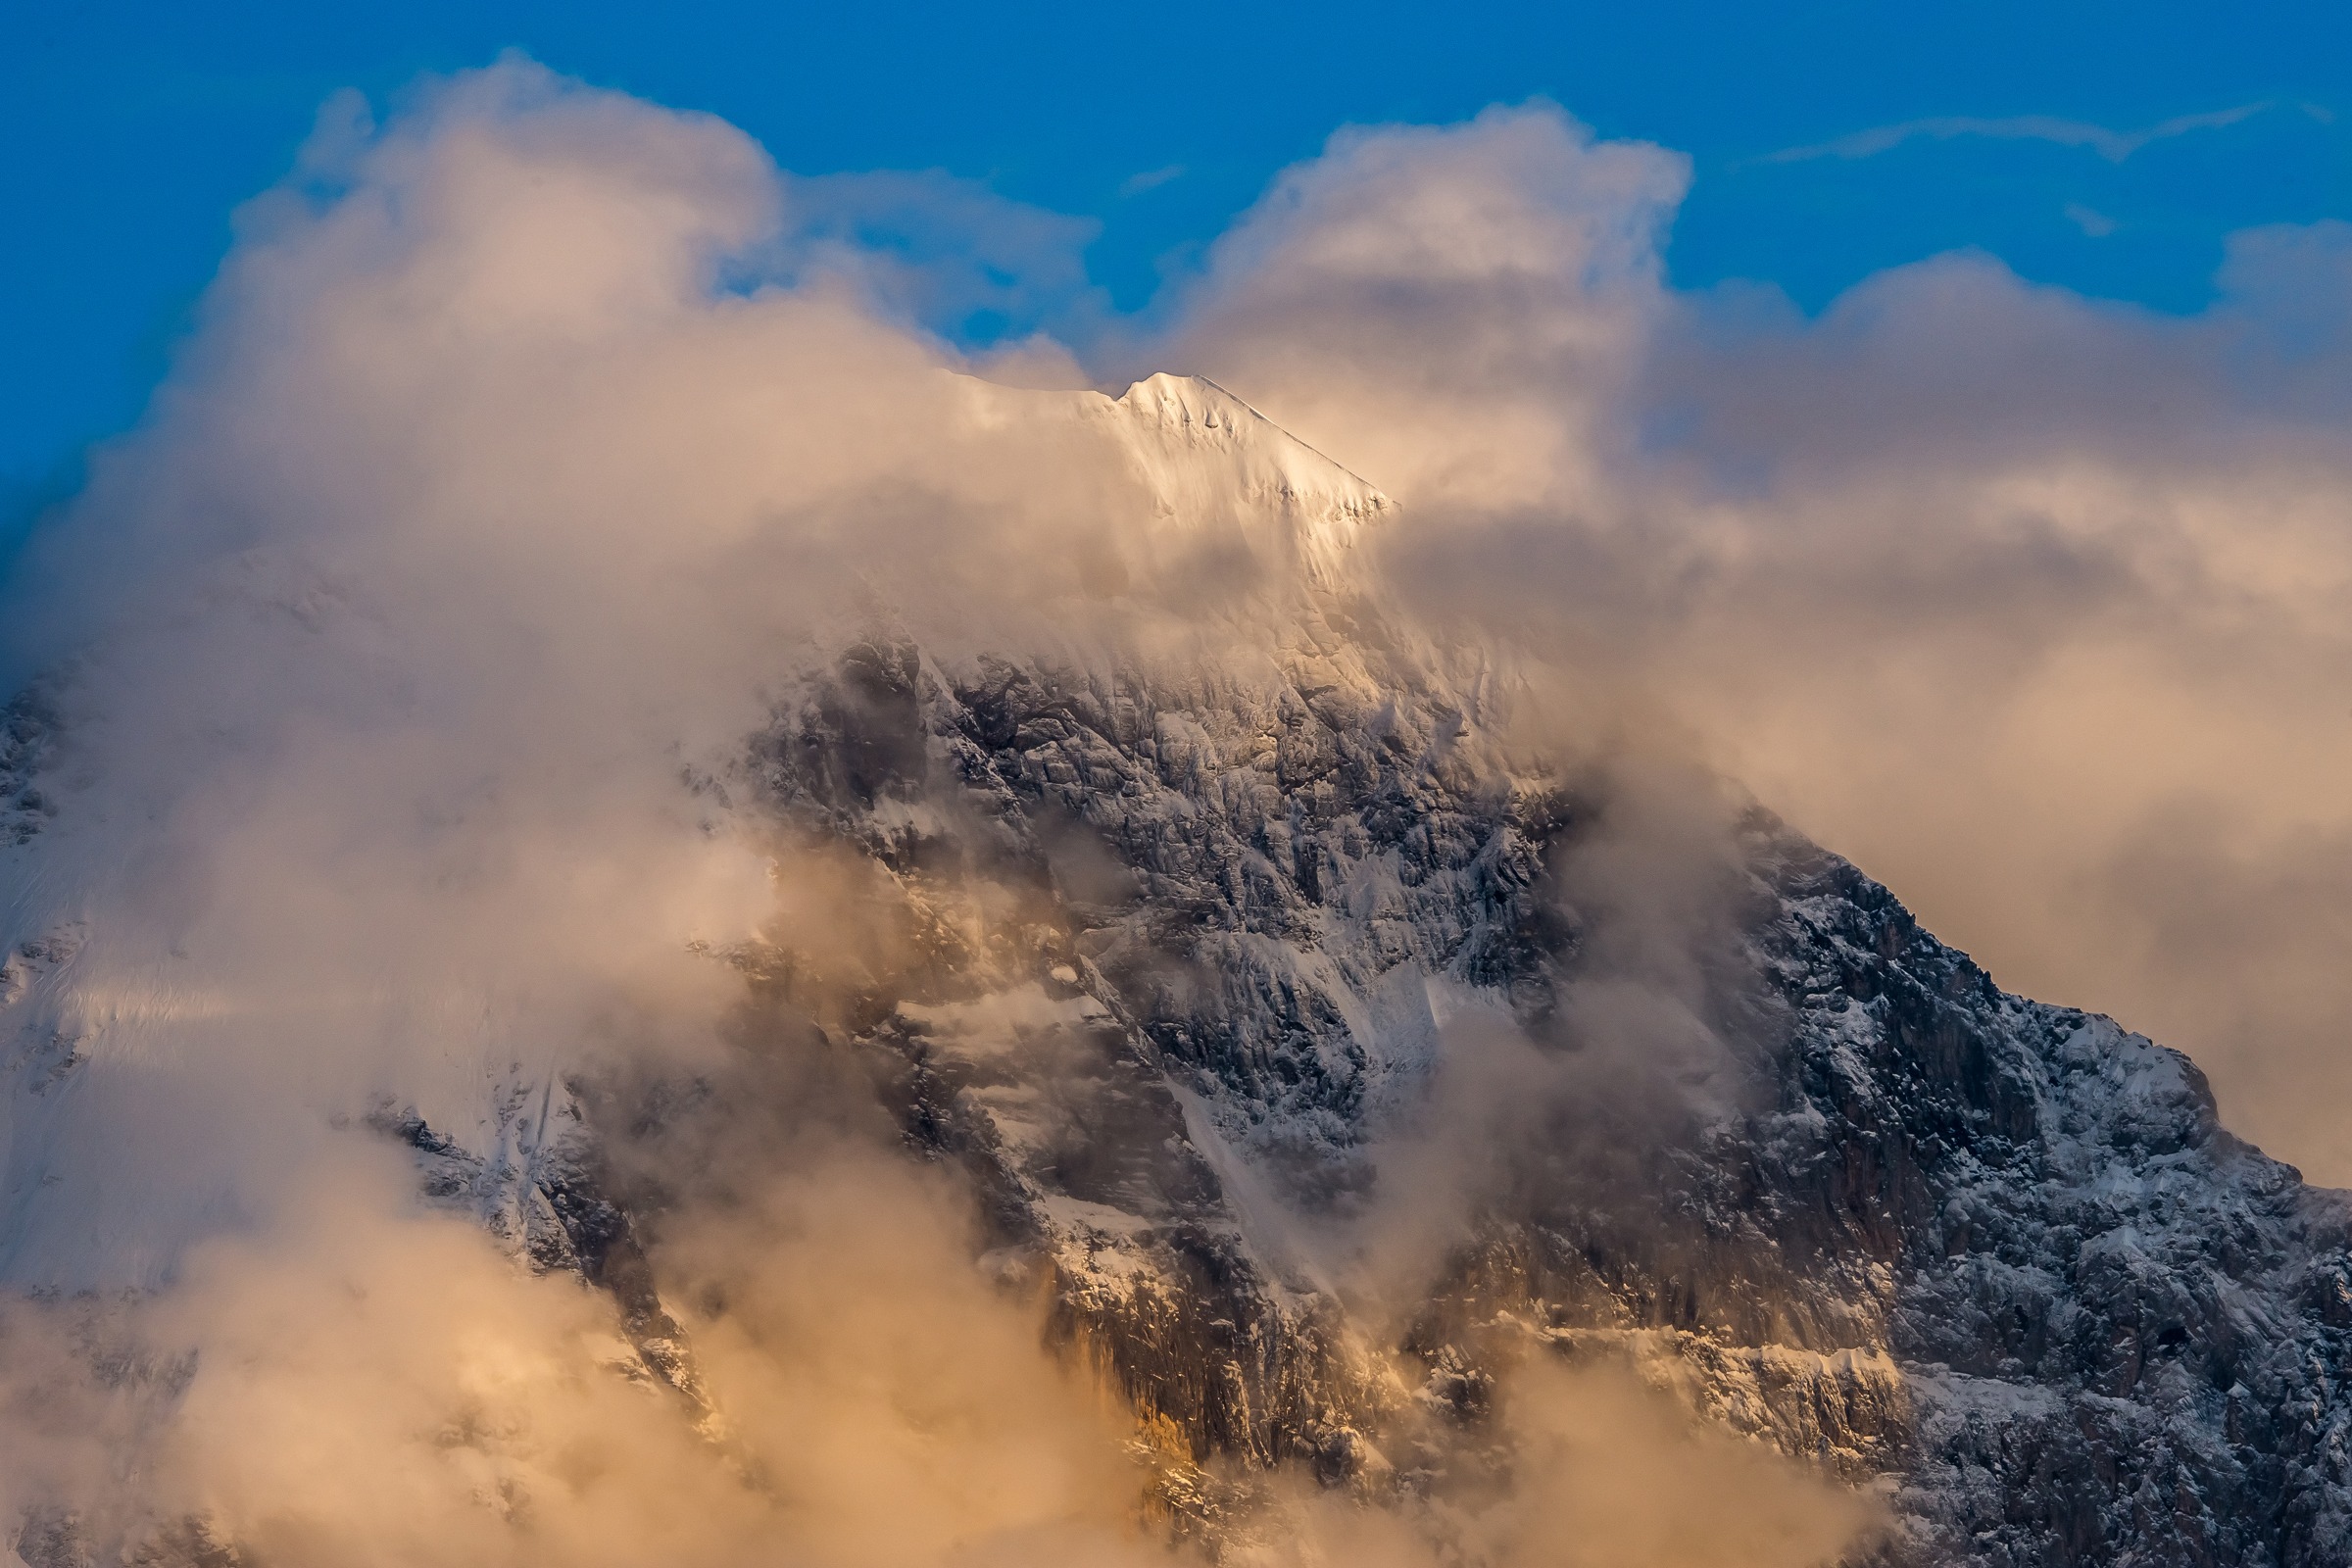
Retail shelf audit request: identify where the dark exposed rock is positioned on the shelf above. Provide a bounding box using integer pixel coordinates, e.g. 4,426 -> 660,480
717,632 -> 2352,1565
363,1092 -> 710,1411
0,686 -> 61,850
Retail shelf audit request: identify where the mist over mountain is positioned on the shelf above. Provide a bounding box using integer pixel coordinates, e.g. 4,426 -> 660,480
3,60 -> 2349,1568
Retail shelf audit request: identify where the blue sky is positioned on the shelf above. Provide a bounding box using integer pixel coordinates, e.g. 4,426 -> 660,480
6,0 -> 2347,514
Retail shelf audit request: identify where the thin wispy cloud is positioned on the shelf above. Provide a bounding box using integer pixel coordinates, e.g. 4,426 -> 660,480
2064,201 -> 2119,237
1117,163 -> 1186,196
1755,100 -> 2272,165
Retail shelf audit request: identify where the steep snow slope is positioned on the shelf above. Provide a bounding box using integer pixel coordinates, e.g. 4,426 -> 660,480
1060,371 -> 1391,596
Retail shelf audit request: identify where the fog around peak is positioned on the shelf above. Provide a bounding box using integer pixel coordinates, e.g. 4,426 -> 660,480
0,51 -> 2343,1568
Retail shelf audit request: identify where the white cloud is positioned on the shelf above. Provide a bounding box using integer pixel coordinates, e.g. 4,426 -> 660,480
1147,102 -> 1688,514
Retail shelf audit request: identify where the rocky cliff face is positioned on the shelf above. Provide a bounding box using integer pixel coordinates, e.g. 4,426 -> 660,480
6,377 -> 2349,1566
698,613 -> 2352,1566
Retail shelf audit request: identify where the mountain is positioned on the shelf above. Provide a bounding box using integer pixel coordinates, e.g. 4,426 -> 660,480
4,375 -> 2349,1567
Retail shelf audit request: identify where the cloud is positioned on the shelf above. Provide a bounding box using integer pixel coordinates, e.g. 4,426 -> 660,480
778,166 -> 1106,346
2064,201 -> 2118,237
1118,164 -> 1186,196
0,1142 -> 1173,1568
1756,100 -> 2273,165
1142,102 -> 1688,514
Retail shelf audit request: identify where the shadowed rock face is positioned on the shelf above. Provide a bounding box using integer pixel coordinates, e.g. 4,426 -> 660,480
698,629 -> 2352,1566
0,688 -> 60,850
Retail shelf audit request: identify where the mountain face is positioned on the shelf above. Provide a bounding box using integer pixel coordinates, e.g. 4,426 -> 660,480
5,376 -> 2350,1567
722,620 -> 2352,1564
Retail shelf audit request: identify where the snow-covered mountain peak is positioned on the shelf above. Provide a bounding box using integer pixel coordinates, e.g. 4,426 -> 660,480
941,369 -> 1391,609
1086,372 -> 1391,596
1103,371 -> 1386,514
